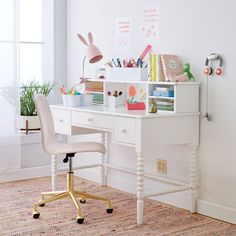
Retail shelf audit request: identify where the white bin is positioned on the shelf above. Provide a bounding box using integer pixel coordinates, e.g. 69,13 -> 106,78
80,94 -> 93,107
106,67 -> 147,81
62,94 -> 81,107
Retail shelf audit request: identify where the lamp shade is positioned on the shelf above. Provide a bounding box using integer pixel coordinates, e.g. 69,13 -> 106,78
87,44 -> 103,63
78,32 -> 103,64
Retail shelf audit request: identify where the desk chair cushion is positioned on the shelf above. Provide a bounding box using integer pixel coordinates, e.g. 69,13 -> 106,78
45,141 -> 105,155
34,94 -> 105,155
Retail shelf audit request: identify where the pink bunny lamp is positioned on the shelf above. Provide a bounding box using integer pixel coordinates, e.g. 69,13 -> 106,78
77,32 -> 103,80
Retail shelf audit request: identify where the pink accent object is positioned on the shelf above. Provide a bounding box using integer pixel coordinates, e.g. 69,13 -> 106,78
139,44 -> 152,60
77,32 -> 103,63
87,44 -> 103,63
126,102 -> 146,110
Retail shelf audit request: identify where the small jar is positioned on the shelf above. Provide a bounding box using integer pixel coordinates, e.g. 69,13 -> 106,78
96,68 -> 106,79
149,98 -> 157,113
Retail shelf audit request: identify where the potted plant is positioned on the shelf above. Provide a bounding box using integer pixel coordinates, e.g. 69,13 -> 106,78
20,81 -> 54,134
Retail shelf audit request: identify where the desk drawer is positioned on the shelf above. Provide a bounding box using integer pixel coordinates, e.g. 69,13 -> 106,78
52,109 -> 71,135
72,111 -> 112,131
113,117 -> 136,145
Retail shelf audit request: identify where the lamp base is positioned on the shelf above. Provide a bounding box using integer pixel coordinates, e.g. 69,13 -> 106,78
80,77 -> 88,83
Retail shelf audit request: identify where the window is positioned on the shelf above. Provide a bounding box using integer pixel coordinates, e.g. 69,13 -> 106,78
0,0 -> 65,172
19,0 -> 53,84
19,0 -> 42,83
0,0 -> 20,170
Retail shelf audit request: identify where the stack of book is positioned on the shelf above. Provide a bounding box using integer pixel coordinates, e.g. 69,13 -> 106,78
152,87 -> 174,97
157,100 -> 174,111
85,81 -> 104,105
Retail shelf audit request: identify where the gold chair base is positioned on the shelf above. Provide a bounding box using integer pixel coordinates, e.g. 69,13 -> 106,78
33,172 -> 112,223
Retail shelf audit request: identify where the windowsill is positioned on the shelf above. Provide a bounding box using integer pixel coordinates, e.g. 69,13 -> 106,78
20,131 -> 42,145
20,131 -> 65,145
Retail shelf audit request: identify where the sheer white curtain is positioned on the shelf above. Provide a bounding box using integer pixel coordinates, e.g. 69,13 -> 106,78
0,0 -> 20,171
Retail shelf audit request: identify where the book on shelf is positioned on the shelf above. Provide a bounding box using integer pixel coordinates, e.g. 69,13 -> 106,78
157,55 -> 165,82
160,54 -> 183,82
148,54 -> 153,81
151,54 -> 156,82
148,54 -> 165,82
149,54 -> 158,82
85,81 -> 103,93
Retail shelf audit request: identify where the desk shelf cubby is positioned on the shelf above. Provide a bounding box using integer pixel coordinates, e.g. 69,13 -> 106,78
85,79 -> 199,114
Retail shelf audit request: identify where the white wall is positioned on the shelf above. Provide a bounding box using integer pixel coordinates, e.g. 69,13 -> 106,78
67,0 -> 236,223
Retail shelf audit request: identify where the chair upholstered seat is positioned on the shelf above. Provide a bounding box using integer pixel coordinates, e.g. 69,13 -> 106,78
45,141 -> 105,155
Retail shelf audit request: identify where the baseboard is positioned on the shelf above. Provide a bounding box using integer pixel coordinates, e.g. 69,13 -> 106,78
74,167 -> 101,184
197,199 -> 236,225
0,166 -> 51,183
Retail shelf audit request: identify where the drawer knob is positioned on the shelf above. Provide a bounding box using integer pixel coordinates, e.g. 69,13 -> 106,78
121,129 -> 127,133
88,118 -> 93,122
59,119 -> 64,123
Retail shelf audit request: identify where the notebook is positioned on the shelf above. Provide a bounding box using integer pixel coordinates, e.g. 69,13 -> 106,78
160,54 -> 183,82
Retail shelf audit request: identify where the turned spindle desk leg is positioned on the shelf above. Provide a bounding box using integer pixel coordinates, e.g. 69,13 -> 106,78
51,155 -> 57,191
100,132 -> 108,186
137,152 -> 144,224
190,145 -> 198,213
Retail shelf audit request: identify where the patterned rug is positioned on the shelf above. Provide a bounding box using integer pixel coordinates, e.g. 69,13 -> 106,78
0,175 -> 236,236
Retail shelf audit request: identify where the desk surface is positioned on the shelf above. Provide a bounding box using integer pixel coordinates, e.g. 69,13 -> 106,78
51,104 -> 200,119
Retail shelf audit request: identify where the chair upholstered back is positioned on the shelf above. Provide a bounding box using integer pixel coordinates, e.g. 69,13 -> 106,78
34,94 -> 57,153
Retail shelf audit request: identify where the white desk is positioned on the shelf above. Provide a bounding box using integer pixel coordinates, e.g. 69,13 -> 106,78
50,104 -> 200,225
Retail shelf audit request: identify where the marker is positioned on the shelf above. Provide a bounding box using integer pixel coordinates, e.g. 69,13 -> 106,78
117,58 -> 122,67
105,62 -> 113,67
129,58 -> 137,67
137,58 -> 143,68
112,58 -> 118,67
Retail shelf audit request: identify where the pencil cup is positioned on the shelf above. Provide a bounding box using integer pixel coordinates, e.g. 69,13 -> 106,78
80,94 -> 93,106
62,94 -> 69,106
68,95 -> 81,107
108,96 -> 118,110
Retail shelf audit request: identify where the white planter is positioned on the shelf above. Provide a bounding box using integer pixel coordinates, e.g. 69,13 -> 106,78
20,116 -> 40,130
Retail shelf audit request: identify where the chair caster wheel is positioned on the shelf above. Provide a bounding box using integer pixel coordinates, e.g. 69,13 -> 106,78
80,199 -> 86,203
33,213 -> 40,219
76,217 -> 85,224
39,203 -> 45,207
106,208 -> 113,214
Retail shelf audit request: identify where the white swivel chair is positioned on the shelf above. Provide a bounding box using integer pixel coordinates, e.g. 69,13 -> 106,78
32,95 -> 113,224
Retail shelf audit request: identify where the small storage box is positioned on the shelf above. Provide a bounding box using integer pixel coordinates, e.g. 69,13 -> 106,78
106,68 -> 147,81
126,102 -> 146,110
